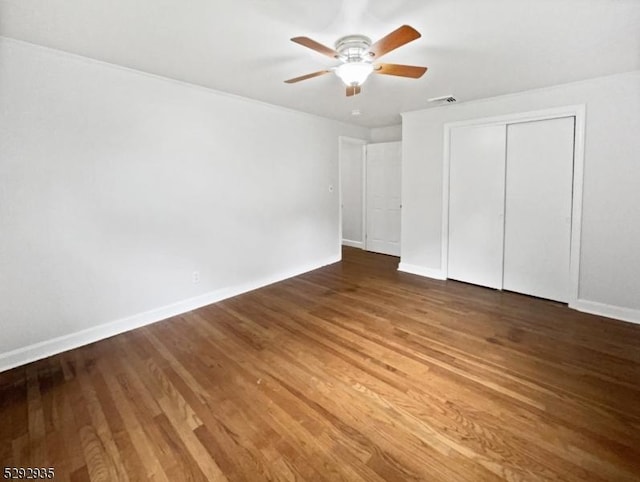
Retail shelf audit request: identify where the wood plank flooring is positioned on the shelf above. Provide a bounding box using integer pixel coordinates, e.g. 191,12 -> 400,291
2,247 -> 640,481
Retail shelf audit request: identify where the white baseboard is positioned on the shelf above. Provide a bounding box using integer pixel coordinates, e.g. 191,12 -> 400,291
0,255 -> 340,373
398,262 -> 446,280
570,299 -> 640,326
342,239 -> 364,249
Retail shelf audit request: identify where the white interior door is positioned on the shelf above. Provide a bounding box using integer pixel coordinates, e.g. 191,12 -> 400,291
503,117 -> 575,302
448,125 -> 507,289
365,142 -> 401,256
340,138 -> 366,247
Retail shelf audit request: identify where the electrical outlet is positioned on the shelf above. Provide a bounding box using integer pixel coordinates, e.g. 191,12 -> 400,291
192,271 -> 200,284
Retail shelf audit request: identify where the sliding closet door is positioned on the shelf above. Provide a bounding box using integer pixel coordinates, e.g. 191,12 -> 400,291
448,125 -> 506,289
503,117 -> 574,302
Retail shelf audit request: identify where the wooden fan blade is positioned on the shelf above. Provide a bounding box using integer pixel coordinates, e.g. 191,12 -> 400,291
346,85 -> 362,97
291,37 -> 338,59
368,25 -> 421,59
284,70 -> 331,83
374,63 -> 427,78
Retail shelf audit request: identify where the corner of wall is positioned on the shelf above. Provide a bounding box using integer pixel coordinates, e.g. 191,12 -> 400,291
398,262 -> 446,280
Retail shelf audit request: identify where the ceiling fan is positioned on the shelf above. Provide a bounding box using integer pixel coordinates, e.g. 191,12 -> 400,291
285,25 -> 427,97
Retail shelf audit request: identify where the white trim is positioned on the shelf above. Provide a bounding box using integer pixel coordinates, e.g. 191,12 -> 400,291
441,105 -> 586,306
441,105 -> 586,131
441,125 -> 452,280
571,300 -> 640,326
0,36 -> 364,131
569,107 -> 587,304
0,256 -> 340,373
363,144 -> 369,251
338,136 -> 367,255
398,263 -> 446,280
361,144 -> 368,251
342,239 -> 364,249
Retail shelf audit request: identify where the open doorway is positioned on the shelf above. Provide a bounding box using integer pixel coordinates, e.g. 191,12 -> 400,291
339,137 -> 402,257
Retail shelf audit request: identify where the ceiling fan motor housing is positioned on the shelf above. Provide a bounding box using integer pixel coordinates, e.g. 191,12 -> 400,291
335,35 -> 372,63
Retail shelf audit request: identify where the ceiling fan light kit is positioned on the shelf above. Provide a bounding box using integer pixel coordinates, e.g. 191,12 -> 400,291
285,25 -> 427,97
336,62 -> 374,86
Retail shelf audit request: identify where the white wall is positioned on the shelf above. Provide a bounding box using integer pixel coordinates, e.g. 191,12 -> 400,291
339,138 -> 366,248
0,38 -> 369,369
401,71 -> 640,321
370,124 -> 402,143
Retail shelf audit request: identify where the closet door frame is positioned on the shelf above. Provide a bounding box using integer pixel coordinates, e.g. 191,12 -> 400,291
441,104 -> 586,305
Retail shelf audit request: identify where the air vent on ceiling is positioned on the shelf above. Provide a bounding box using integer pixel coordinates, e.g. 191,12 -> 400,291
428,95 -> 456,103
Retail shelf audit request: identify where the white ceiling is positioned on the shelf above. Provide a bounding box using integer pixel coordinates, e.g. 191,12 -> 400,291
1,0 -> 639,127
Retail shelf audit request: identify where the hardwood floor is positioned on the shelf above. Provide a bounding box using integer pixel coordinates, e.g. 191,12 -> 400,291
2,247 -> 640,481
